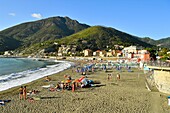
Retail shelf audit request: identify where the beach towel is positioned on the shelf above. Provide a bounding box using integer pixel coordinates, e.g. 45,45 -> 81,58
42,84 -> 54,88
0,100 -> 11,105
0,101 -> 5,105
42,85 -> 51,88
32,97 -> 41,100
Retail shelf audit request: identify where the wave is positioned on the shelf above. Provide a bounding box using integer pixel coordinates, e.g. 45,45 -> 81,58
0,60 -> 74,92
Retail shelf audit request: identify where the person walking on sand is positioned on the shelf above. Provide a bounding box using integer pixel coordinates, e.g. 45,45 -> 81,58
117,73 -> 120,80
19,86 -> 23,100
107,73 -> 112,81
23,86 -> 27,100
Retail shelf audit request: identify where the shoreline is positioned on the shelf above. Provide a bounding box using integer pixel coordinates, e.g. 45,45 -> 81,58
0,59 -> 75,95
0,58 -> 74,92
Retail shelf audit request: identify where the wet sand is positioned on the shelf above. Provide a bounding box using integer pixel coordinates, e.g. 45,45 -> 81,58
0,60 -> 170,113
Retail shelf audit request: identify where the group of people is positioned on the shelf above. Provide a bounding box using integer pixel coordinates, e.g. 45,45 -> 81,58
49,75 -> 73,92
49,74 -> 95,92
49,81 -> 72,92
19,85 -> 40,100
19,86 -> 27,100
27,89 -> 40,96
107,73 -> 120,81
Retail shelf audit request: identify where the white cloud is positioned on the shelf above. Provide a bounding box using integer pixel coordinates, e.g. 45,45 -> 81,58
31,13 -> 43,19
9,13 -> 16,16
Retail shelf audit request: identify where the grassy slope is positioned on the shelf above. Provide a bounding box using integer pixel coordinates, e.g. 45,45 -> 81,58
58,26 -> 153,49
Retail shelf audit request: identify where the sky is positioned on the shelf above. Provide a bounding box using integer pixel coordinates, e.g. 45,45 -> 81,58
0,0 -> 170,40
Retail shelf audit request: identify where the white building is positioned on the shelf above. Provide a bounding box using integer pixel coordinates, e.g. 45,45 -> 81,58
122,46 -> 143,57
4,51 -> 13,56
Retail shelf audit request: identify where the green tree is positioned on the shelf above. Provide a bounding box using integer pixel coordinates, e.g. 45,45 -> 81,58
158,48 -> 169,56
145,47 -> 156,60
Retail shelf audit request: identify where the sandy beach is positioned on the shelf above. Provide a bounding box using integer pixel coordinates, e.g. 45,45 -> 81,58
0,60 -> 170,113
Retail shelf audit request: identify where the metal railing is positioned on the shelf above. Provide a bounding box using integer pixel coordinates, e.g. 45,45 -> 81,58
146,60 -> 170,67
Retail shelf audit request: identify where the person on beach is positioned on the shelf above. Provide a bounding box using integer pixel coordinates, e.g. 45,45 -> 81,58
67,75 -> 72,80
117,73 -> 120,80
92,67 -> 94,73
23,86 -> 27,100
44,76 -> 51,82
74,79 -> 80,88
28,89 -> 40,95
65,82 -> 72,90
107,73 -> 112,81
64,75 -> 72,81
55,83 -> 61,91
64,74 -> 68,78
72,81 -> 75,92
60,81 -> 65,92
19,86 -> 23,100
49,84 -> 61,92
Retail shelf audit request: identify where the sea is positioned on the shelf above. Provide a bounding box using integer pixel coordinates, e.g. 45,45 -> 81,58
0,58 -> 73,92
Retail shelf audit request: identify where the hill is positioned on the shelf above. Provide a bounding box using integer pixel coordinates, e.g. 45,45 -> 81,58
0,16 -> 89,52
139,37 -> 157,45
139,37 -> 170,48
57,26 -> 153,51
0,34 -> 21,52
1,16 -> 170,54
154,37 -> 170,48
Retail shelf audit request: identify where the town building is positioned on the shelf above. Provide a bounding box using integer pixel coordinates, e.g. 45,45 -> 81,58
93,50 -> 106,57
122,46 -> 150,62
83,49 -> 93,57
4,51 -> 13,56
57,45 -> 77,56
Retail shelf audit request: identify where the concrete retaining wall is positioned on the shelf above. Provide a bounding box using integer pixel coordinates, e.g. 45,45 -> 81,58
154,70 -> 170,94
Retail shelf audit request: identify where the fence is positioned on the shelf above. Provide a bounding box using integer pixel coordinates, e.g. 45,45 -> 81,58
146,60 -> 170,67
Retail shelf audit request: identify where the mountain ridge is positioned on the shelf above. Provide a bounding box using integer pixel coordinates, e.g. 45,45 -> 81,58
0,16 -> 90,51
139,37 -> 170,48
0,16 -> 170,53
56,26 -> 153,51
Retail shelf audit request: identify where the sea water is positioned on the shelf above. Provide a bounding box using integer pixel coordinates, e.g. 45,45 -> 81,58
0,58 -> 73,91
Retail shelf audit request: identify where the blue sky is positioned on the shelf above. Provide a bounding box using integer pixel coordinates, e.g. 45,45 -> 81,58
0,0 -> 170,40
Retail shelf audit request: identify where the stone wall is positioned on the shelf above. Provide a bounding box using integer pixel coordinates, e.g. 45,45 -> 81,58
154,70 -> 170,94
